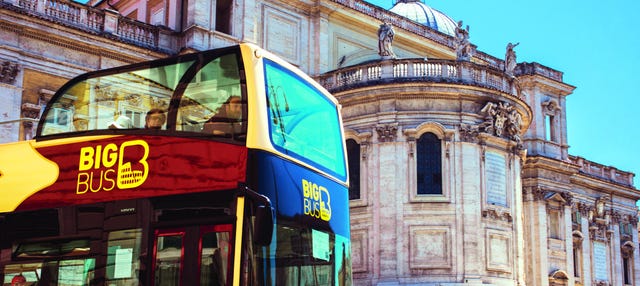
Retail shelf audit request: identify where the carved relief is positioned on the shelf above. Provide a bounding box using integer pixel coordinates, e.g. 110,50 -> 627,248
0,61 -> 20,84
459,123 -> 479,143
478,101 -> 523,147
542,99 -> 560,114
376,124 -> 397,142
621,241 -> 636,258
482,209 -> 513,223
588,195 -> 610,224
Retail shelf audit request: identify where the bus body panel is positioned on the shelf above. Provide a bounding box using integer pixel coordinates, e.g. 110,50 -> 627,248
16,136 -> 247,211
249,150 -> 350,237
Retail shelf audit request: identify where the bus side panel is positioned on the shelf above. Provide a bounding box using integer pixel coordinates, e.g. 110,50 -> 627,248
247,150 -> 350,237
17,136 -> 247,211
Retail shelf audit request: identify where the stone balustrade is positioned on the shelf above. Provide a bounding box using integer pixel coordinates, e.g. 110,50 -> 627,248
569,155 -> 635,186
316,58 -> 520,98
2,0 -> 169,51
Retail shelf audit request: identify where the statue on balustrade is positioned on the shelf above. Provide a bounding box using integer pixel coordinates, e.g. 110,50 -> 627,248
378,22 -> 397,59
455,21 -> 472,61
505,42 -> 519,77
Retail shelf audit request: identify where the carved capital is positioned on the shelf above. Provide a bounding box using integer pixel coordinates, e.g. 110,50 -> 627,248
376,124 -> 398,142
459,123 -> 479,143
610,211 -> 622,224
577,202 -> 591,217
560,192 -> 573,207
532,186 -> 546,201
0,60 -> 20,84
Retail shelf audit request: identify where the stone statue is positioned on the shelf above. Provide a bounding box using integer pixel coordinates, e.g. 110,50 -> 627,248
455,21 -> 472,61
506,107 -> 523,145
377,22 -> 397,59
505,42 -> 519,77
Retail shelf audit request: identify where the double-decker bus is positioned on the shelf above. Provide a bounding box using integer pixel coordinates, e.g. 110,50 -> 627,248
0,43 -> 351,285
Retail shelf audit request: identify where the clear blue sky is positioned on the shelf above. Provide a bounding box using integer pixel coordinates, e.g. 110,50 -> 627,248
366,0 -> 640,186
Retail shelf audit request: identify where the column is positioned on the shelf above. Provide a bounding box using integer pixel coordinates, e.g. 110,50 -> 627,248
564,201 -> 574,286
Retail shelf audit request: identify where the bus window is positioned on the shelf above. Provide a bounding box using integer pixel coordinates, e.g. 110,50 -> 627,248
264,59 -> 346,180
106,229 -> 142,284
199,225 -> 232,286
153,231 -> 184,286
265,223 -> 352,285
40,60 -> 194,136
3,259 -> 96,285
178,53 -> 246,140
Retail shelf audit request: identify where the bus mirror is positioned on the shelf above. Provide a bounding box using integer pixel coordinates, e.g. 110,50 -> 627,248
253,205 -> 274,246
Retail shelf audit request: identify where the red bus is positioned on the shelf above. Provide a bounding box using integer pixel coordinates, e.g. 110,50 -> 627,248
0,43 -> 352,285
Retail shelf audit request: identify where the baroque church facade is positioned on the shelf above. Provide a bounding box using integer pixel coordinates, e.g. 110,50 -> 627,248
0,0 -> 638,285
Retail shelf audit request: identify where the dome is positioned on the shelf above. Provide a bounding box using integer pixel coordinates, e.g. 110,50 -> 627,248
389,0 -> 458,36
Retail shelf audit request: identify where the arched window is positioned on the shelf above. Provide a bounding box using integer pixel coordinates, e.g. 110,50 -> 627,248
416,132 -> 442,195
346,139 -> 361,200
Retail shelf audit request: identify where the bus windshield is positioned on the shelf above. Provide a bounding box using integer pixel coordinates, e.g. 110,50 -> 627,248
39,50 -> 246,140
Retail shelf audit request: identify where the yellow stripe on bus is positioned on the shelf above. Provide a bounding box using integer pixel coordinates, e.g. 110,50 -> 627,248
0,140 -> 59,212
232,196 -> 245,286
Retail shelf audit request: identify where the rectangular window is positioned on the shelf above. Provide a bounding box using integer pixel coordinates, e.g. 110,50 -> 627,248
215,0 -> 232,34
573,247 -> 581,278
623,257 -> 632,285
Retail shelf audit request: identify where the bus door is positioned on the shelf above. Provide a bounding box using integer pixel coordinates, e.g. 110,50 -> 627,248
151,225 -> 232,286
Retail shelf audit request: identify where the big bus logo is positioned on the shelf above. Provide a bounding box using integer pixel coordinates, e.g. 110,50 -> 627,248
76,140 -> 150,194
302,179 -> 332,221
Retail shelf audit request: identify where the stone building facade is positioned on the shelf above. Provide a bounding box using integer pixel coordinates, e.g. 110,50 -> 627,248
0,0 -> 638,285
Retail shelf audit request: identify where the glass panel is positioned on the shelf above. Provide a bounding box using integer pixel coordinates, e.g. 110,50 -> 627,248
3,262 -> 42,285
107,229 -> 142,284
14,238 -> 90,258
3,259 -> 96,286
199,226 -> 232,286
416,132 -> 442,195
260,223 -> 351,285
155,234 -> 184,286
57,259 -> 96,285
265,60 -> 346,180
179,54 -> 245,140
41,61 -> 194,135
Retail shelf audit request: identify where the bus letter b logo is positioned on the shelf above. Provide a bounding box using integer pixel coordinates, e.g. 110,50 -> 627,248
117,140 -> 149,189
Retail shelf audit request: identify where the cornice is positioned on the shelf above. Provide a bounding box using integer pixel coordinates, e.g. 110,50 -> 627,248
523,155 -> 579,175
570,173 -> 639,200
517,74 -> 576,96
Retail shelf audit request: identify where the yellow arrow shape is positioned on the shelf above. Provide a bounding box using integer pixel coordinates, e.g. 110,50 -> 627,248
0,140 -> 59,212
